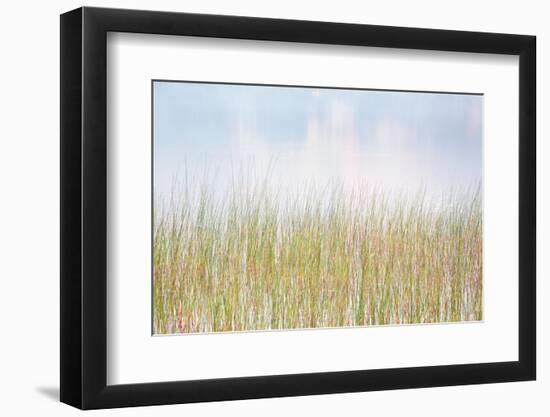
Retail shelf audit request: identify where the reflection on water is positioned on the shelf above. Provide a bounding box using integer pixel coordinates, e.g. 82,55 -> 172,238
153,81 -> 482,206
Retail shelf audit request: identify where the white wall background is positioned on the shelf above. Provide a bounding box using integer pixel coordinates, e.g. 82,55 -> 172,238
0,0 -> 545,415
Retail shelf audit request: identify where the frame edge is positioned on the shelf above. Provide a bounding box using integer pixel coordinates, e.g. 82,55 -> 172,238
60,7 -> 84,409
518,34 -> 536,380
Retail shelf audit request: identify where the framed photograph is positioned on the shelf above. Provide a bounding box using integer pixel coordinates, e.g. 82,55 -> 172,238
60,6 -> 536,409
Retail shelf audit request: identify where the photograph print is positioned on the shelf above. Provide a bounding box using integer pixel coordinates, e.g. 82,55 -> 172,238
152,80 -> 483,335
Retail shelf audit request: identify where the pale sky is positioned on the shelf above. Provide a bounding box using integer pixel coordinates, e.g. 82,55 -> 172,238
153,80 -> 482,202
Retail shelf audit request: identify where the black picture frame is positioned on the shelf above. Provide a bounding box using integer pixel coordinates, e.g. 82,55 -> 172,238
60,6 -> 536,410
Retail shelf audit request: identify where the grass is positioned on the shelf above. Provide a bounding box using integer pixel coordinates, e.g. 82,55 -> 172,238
152,174 -> 482,334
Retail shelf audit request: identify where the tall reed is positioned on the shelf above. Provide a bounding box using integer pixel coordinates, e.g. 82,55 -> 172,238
153,175 -> 482,334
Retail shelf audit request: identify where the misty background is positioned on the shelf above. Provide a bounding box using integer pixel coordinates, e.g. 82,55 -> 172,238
153,81 -> 482,205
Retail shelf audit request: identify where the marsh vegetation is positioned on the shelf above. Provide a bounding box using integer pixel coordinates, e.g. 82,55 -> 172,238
153,174 -> 482,334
